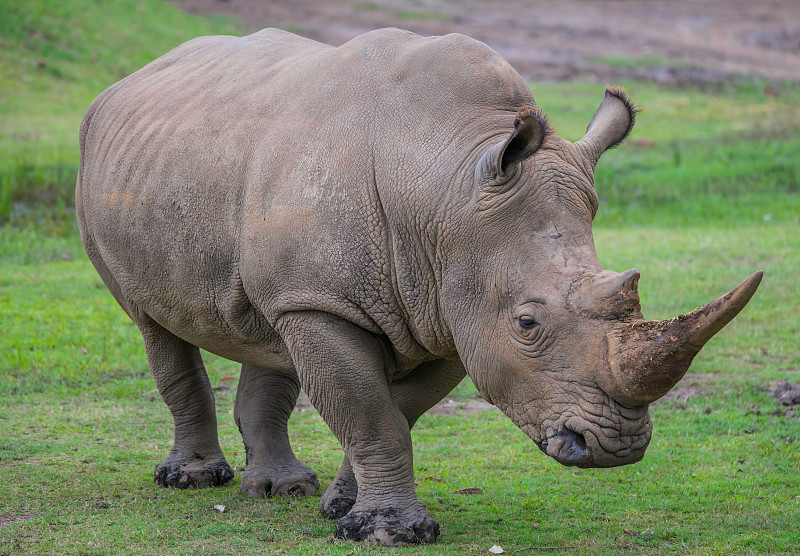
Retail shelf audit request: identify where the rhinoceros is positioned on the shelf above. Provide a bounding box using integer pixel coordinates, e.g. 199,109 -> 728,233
76,28 -> 761,546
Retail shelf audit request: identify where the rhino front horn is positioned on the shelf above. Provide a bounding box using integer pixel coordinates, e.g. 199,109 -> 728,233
607,271 -> 763,406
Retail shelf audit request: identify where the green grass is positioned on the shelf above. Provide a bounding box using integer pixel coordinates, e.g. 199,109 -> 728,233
532,81 -> 800,227
0,0 -> 241,221
1,0 -> 799,553
1,224 -> 798,554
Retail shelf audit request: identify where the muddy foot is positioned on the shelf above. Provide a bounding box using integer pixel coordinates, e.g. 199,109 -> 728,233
240,463 -> 319,499
320,460 -> 357,519
335,507 -> 440,546
320,475 -> 357,519
154,454 -> 234,489
320,489 -> 357,519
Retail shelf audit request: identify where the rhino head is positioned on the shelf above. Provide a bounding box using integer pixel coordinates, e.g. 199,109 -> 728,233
445,87 -> 762,468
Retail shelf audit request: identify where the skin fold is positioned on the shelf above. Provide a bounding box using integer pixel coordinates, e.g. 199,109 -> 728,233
76,28 -> 760,546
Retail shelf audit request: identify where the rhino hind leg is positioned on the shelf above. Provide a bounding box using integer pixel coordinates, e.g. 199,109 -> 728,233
234,365 -> 319,498
320,359 -> 466,519
319,457 -> 357,519
137,316 -> 234,489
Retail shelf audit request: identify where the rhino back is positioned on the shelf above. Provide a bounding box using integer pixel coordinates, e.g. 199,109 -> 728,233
78,28 -> 534,369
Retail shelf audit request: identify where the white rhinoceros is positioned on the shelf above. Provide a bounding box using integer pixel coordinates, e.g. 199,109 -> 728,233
76,28 -> 761,546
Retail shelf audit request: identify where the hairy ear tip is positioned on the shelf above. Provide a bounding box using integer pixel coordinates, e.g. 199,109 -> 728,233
514,105 -> 551,136
599,85 -> 639,149
604,85 -> 641,117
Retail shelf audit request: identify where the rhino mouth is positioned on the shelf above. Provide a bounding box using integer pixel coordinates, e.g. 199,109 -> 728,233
533,410 -> 652,468
507,391 -> 653,469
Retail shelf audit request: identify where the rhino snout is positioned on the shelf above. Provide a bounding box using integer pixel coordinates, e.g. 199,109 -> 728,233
534,410 -> 652,469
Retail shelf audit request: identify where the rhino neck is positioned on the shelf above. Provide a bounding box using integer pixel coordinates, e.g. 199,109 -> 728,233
370,128 -> 499,361
373,171 -> 470,361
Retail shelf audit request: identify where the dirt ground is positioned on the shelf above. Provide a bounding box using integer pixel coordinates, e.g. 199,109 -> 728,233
292,391 -> 494,414
175,0 -> 800,85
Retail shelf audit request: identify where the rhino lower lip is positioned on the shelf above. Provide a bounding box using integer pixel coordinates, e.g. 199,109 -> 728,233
535,439 -> 548,454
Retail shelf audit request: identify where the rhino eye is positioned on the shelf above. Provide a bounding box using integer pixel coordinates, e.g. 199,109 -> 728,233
519,315 -> 538,329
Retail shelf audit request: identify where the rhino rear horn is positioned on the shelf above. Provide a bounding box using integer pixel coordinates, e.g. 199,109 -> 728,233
575,86 -> 638,169
607,271 -> 763,406
476,107 -> 549,184
573,269 -> 644,320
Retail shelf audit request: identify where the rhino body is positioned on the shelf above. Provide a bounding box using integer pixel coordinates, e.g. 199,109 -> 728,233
77,28 -> 760,546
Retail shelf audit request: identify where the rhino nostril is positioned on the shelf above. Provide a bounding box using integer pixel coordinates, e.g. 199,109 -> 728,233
547,428 -> 592,467
571,431 -> 587,452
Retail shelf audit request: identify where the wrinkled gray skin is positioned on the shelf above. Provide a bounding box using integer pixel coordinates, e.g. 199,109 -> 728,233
76,28 -> 761,546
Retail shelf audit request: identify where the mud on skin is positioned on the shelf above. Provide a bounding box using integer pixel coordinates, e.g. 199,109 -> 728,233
154,461 -> 234,489
336,508 -> 440,545
320,486 -> 357,519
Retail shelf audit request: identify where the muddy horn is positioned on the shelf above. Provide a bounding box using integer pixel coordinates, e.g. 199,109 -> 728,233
606,271 -> 763,406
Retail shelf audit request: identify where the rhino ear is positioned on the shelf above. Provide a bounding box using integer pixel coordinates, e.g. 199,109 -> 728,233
476,107 -> 549,184
575,86 -> 638,169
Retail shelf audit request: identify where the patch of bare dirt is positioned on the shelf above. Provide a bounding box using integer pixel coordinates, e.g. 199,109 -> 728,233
773,381 -> 800,406
659,385 -> 706,402
656,373 -> 719,402
174,0 -> 800,85
428,398 -> 495,415
294,393 -> 313,412
0,514 -> 34,526
293,393 -> 494,414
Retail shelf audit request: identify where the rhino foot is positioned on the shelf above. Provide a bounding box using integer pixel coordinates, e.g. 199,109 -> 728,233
154,457 -> 234,489
335,507 -> 440,546
320,491 -> 357,519
320,476 -> 358,519
240,464 -> 319,499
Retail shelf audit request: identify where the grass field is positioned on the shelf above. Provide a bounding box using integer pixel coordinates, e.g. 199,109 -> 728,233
1,1 -> 799,554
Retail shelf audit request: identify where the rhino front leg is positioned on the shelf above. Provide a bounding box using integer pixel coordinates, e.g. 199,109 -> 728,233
137,316 -> 234,488
320,359 -> 466,519
279,312 -> 439,546
234,365 -> 319,498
